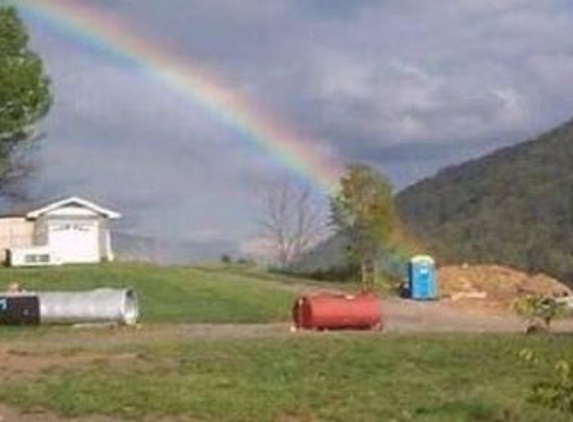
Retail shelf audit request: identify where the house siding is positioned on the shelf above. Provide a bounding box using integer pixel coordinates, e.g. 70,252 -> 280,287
33,217 -> 49,247
0,218 -> 35,261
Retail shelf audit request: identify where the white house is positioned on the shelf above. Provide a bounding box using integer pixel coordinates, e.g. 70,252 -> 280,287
0,197 -> 121,267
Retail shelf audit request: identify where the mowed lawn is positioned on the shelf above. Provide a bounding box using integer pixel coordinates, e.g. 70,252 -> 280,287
1,263 -> 571,421
0,263 -> 298,323
0,334 -> 571,421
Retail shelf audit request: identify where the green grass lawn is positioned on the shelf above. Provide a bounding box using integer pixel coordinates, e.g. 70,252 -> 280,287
0,264 -> 571,421
0,334 -> 571,421
0,263 -> 298,323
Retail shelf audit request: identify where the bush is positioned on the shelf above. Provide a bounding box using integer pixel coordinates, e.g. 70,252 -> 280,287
512,295 -> 568,333
520,349 -> 573,414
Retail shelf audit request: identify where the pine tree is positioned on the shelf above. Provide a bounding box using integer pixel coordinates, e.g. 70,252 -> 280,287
0,6 -> 51,195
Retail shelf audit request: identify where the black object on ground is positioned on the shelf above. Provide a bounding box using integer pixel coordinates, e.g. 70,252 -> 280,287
0,295 -> 40,325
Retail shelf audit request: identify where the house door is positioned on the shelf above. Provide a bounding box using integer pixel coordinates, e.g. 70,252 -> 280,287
48,221 -> 100,263
416,266 -> 431,298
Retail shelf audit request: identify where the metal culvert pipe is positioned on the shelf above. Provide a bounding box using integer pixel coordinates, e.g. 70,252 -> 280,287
36,288 -> 139,326
0,289 -> 139,326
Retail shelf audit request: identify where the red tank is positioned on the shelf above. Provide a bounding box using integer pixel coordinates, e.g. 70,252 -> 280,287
292,292 -> 382,331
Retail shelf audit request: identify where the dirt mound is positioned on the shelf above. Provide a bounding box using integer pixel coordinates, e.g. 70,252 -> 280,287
438,264 -> 572,314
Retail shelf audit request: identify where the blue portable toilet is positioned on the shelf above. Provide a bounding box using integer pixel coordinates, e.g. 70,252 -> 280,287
408,255 -> 437,300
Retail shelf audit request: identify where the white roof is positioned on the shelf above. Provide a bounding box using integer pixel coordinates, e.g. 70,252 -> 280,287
410,255 -> 435,264
26,196 -> 121,219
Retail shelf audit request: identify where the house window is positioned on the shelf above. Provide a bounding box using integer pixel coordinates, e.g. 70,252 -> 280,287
24,254 -> 50,263
52,223 -> 92,232
52,224 -> 72,232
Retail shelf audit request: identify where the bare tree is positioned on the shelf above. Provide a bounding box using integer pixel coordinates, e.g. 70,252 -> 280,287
257,177 -> 327,269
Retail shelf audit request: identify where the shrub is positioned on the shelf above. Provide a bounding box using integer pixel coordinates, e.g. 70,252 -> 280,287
519,349 -> 573,414
512,294 -> 568,333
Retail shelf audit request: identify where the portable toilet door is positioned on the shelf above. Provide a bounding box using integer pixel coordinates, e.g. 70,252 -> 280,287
409,255 -> 437,300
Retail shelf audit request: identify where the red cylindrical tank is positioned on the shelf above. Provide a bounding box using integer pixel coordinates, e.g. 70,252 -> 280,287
292,293 -> 382,331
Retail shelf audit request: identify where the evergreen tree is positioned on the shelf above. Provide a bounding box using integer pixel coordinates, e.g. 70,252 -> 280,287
0,6 -> 51,195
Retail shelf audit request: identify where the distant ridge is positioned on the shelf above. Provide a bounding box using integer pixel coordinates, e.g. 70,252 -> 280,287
396,116 -> 573,283
114,232 -> 238,265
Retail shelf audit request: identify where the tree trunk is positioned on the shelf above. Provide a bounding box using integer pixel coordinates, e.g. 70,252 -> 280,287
360,258 -> 376,292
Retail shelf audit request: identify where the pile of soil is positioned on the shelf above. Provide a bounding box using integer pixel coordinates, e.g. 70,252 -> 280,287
438,264 -> 572,314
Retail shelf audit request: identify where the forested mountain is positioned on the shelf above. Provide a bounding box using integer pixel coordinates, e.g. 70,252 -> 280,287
396,116 -> 573,283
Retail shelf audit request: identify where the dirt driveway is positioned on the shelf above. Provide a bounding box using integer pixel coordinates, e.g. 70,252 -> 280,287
383,297 -> 573,333
3,297 -> 572,354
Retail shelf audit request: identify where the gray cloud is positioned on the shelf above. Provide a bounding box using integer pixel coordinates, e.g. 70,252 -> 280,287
15,0 -> 573,248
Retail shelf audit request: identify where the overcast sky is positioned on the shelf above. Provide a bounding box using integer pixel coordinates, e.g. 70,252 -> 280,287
15,0 -> 573,251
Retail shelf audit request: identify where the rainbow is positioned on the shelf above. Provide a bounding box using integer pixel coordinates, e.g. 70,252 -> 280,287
11,0 -> 342,191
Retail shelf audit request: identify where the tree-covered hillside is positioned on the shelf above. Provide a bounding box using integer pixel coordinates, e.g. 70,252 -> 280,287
397,116 -> 573,283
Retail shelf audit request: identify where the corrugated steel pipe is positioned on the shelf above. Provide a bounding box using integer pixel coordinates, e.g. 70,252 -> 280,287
0,288 -> 139,326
